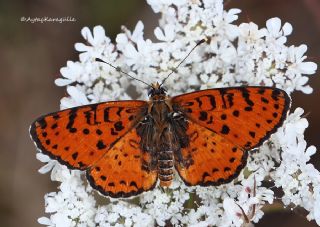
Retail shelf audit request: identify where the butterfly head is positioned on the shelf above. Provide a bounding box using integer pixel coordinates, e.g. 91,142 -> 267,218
148,82 -> 167,97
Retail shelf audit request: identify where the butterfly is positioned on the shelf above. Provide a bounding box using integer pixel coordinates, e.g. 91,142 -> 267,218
30,81 -> 290,198
30,38 -> 290,197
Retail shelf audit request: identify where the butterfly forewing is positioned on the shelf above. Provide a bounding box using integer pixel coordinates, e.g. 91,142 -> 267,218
30,101 -> 148,170
171,87 -> 290,150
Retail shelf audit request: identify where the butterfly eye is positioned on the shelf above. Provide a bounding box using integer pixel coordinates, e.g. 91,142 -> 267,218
172,112 -> 180,117
160,87 -> 166,94
148,88 -> 154,96
141,115 -> 152,123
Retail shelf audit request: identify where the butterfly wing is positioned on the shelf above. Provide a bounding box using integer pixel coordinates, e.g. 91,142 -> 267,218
172,87 -> 290,150
174,120 -> 247,186
30,100 -> 157,197
87,128 -> 158,197
171,87 -> 290,186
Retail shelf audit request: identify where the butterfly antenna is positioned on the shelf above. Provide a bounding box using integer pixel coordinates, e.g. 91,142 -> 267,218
95,58 -> 151,88
160,38 -> 206,86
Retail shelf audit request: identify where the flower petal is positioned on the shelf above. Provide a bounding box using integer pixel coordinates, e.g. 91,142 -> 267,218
54,78 -> 73,86
67,86 -> 89,105
266,17 -> 281,35
38,217 -> 53,225
298,62 -> 317,74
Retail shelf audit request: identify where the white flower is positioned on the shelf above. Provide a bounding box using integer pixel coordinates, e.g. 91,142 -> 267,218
116,21 -> 145,51
266,17 -> 292,44
286,44 -> 317,93
55,61 -> 83,86
154,24 -> 175,42
36,153 -> 56,174
223,198 -> 243,226
35,0 -> 319,226
75,25 -> 110,62
239,22 -> 266,43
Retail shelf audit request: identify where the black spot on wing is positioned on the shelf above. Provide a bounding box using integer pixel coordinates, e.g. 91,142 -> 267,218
240,87 -> 254,106
96,140 -> 106,149
130,181 -> 138,190
104,107 -> 111,122
111,128 -> 118,135
221,125 -> 230,134
51,123 -> 58,129
233,110 -> 240,117
38,118 -> 47,129
96,129 -> 103,135
199,111 -> 208,121
195,97 -> 202,108
201,172 -> 210,181
116,107 -> 124,117
66,109 -> 77,133
72,152 -> 78,160
272,89 -> 281,101
208,95 -> 216,110
114,121 -> 124,131
249,131 -> 256,138
220,114 -> 227,120
261,97 -> 269,103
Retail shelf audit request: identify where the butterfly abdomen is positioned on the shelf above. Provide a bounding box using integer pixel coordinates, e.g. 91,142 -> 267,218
158,150 -> 174,187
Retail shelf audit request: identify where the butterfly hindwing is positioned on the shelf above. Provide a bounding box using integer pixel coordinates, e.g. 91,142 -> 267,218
172,87 -> 290,150
174,120 -> 247,186
87,128 -> 158,198
30,101 -> 148,170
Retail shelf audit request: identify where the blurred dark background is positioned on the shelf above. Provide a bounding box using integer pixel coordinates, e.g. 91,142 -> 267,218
0,0 -> 319,226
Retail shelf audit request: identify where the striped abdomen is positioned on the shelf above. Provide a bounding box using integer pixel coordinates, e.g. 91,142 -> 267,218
158,150 -> 174,187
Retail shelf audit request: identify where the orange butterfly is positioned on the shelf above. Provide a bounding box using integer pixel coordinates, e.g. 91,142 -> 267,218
30,39 -> 290,198
30,82 -> 290,198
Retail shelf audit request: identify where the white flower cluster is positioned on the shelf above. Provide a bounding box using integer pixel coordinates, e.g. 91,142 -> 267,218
36,0 -> 319,226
